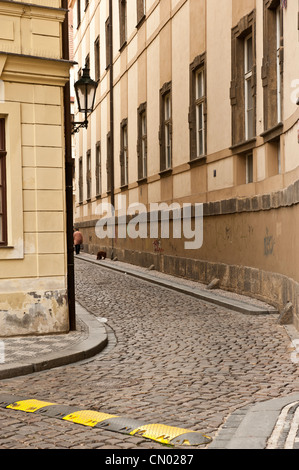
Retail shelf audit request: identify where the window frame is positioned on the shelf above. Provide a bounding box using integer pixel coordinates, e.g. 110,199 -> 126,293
78,156 -> 83,203
106,132 -> 111,193
244,34 -> 254,141
77,0 -> 81,29
189,53 -> 207,163
159,82 -> 172,173
137,102 -> 147,181
105,17 -> 111,70
230,10 -> 256,147
95,141 -> 102,197
119,0 -> 127,50
94,36 -> 100,82
246,152 -> 253,184
120,119 -> 128,188
86,149 -> 91,200
136,0 -> 146,27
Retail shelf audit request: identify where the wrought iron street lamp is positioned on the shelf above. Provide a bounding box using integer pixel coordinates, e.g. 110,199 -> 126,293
72,68 -> 98,134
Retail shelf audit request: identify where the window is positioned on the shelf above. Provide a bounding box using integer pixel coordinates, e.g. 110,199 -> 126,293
85,54 -> 90,70
230,11 -> 256,146
106,132 -> 111,192
77,0 -> 81,28
164,94 -> 171,169
119,0 -> 127,49
0,118 -> 7,245
266,139 -> 281,176
94,36 -> 100,81
86,150 -> 91,200
79,157 -> 83,203
246,152 -> 253,184
159,82 -> 172,172
96,141 -> 101,196
136,0 -> 146,26
189,53 -> 206,161
262,1 -> 283,130
105,17 -> 110,69
195,69 -> 205,157
120,119 -> 128,187
137,103 -> 147,180
244,35 -> 254,140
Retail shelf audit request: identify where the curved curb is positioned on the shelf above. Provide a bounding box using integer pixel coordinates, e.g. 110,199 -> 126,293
208,393 -> 299,449
0,303 -> 108,380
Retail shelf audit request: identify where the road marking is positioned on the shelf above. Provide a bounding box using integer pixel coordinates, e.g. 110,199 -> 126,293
0,393 -> 212,447
267,401 -> 299,449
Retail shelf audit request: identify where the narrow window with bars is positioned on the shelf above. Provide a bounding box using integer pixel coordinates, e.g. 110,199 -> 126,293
0,118 -> 7,245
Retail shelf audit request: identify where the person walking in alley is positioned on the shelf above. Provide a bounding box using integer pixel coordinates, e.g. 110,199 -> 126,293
73,228 -> 83,255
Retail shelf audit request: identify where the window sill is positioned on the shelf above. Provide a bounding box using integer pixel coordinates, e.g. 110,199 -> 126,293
0,245 -> 14,249
260,122 -> 283,143
136,15 -> 146,29
119,41 -> 127,53
137,177 -> 147,185
188,156 -> 207,167
120,184 -> 128,191
230,137 -> 256,154
159,168 -> 172,178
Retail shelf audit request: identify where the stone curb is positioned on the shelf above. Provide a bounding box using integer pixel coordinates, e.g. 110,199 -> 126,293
78,254 -> 276,316
0,303 -> 108,381
208,394 -> 299,449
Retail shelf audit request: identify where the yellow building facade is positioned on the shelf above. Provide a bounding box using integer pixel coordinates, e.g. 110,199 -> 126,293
72,1 -> 299,329
0,0 -> 74,336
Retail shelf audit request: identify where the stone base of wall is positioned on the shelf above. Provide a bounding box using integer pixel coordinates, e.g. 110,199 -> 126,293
77,180 -> 299,331
82,242 -> 299,331
0,289 -> 69,337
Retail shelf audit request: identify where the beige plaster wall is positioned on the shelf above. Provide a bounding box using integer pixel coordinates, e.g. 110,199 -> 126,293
0,0 -> 70,336
73,0 -> 299,327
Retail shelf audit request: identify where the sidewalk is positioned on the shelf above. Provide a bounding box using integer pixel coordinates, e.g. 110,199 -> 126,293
1,253 -> 299,449
0,302 -> 108,380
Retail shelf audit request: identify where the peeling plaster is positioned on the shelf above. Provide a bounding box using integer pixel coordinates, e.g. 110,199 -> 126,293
0,289 -> 69,337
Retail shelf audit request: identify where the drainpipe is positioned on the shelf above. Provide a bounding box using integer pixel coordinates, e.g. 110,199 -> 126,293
109,0 -> 115,260
62,0 -> 76,331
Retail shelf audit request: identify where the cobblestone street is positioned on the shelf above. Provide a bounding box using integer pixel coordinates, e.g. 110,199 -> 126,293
0,257 -> 299,451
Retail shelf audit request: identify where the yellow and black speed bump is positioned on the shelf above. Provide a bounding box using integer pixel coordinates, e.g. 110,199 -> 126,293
0,394 -> 212,446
